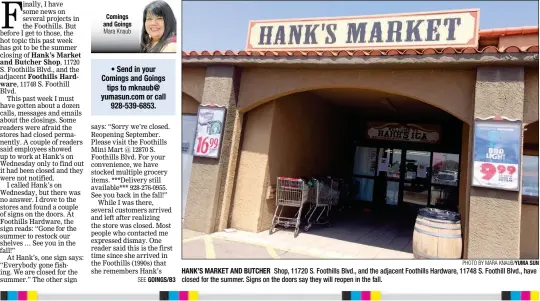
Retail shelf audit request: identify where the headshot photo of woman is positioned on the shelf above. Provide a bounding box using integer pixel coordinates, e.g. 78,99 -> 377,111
140,0 -> 177,53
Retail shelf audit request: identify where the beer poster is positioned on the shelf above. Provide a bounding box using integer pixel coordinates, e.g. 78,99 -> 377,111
472,118 -> 522,191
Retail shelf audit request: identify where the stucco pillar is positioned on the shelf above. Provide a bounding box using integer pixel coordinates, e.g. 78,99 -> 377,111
229,102 -> 276,232
184,66 -> 241,233
459,123 -> 472,259
467,67 -> 525,258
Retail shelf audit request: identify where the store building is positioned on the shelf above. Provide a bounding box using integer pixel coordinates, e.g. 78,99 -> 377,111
181,10 -> 539,259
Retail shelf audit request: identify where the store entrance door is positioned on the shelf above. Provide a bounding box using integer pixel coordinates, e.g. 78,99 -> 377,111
353,146 -> 460,215
402,150 -> 431,213
376,148 -> 401,207
376,148 -> 431,213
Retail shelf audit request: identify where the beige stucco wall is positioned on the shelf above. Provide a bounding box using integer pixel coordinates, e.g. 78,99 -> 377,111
524,69 -> 539,125
262,94 -> 348,230
268,94 -> 347,181
183,66 -> 241,233
182,93 -> 199,115
230,92 -> 348,232
185,63 -> 538,258
233,67 -> 477,235
499,34 -> 539,50
182,67 -> 206,103
520,70 -> 539,259
520,204 -> 539,259
468,67 -> 525,259
237,68 -> 476,124
459,123 -> 472,258
229,102 -> 276,231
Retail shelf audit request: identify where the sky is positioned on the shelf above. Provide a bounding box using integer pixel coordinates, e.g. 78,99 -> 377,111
182,1 -> 539,51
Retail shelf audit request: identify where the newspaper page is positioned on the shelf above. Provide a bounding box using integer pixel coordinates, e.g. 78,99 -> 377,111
1,0 -> 539,300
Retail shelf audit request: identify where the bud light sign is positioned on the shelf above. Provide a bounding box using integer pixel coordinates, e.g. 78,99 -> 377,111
472,118 -> 522,191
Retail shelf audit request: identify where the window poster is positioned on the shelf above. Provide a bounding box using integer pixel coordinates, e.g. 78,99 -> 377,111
417,164 -> 427,178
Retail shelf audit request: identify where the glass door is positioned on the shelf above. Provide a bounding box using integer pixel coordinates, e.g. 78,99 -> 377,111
352,146 -> 378,202
378,148 -> 401,206
402,150 -> 431,207
430,152 -> 460,211
352,147 -> 462,212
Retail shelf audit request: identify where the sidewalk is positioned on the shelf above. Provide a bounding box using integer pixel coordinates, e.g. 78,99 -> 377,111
182,224 -> 414,259
182,229 -> 316,259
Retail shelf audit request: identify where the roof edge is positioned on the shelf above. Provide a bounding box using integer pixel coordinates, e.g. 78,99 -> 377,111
182,52 -> 539,68
478,26 -> 538,38
182,45 -> 539,58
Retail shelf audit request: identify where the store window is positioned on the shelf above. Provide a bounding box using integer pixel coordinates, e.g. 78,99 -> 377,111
352,147 -> 377,202
353,178 -> 374,202
430,152 -> 460,211
522,155 -> 539,204
431,153 -> 459,186
353,147 -> 377,176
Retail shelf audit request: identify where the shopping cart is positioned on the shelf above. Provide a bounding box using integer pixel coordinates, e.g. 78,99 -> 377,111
336,179 -> 354,214
269,177 -> 309,238
303,177 -> 339,232
337,179 -> 349,205
331,178 -> 344,206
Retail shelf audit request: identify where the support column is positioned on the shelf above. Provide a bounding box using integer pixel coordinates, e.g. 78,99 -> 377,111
467,67 -> 525,258
459,123 -> 472,259
184,66 -> 241,233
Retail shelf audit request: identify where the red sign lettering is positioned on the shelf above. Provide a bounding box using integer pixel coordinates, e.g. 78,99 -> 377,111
195,137 -> 220,155
480,163 -> 516,180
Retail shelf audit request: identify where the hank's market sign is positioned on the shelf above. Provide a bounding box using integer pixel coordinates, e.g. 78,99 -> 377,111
367,123 -> 440,144
246,9 -> 479,51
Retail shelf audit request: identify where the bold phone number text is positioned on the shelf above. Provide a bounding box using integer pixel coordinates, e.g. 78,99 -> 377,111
111,102 -> 156,109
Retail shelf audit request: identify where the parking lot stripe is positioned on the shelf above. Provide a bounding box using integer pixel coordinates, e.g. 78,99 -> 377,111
266,247 -> 280,259
204,236 -> 216,259
182,235 -> 206,243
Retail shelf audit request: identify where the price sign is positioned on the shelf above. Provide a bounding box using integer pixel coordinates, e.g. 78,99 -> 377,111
193,106 -> 227,159
472,118 -> 522,191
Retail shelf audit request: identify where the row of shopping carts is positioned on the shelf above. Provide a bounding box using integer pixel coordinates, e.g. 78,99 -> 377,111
269,176 -> 347,238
